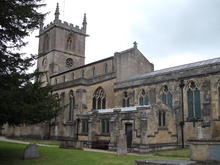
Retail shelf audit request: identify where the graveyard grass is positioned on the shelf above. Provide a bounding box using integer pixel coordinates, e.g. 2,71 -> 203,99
0,141 -> 189,165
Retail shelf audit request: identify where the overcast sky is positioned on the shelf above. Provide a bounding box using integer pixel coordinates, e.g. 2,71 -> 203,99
24,0 -> 220,70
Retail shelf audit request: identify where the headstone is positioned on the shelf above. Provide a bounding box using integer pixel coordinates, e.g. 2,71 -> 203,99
23,144 -> 39,160
116,132 -> 127,156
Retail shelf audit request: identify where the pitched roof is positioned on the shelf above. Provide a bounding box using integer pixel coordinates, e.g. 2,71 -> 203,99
127,57 -> 220,81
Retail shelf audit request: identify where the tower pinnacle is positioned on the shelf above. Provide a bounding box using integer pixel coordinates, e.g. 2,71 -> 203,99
39,18 -> 44,31
55,3 -> 60,21
82,13 -> 87,32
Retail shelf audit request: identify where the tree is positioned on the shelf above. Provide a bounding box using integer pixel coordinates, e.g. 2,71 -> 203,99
0,0 -> 61,126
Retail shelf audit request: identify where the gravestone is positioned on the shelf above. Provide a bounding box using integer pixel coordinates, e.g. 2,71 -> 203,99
23,144 -> 39,160
116,132 -> 127,156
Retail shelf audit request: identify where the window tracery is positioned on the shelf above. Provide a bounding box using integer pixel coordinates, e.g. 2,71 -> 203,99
187,81 -> 201,120
139,89 -> 149,105
161,85 -> 172,107
92,87 -> 106,110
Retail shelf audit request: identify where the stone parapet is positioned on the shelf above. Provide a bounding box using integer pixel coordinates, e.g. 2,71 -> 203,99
39,19 -> 87,36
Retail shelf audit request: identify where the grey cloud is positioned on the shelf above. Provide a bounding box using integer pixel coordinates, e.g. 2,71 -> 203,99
133,0 -> 220,58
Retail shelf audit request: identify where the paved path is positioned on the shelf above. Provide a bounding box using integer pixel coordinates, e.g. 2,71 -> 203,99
0,136 -> 150,156
0,136 -> 58,147
83,148 -> 145,156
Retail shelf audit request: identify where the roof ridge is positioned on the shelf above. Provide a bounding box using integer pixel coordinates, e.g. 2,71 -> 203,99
127,56 -> 220,81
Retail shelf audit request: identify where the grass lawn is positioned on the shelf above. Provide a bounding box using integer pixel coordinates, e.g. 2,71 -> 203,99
154,148 -> 189,158
0,141 -> 189,165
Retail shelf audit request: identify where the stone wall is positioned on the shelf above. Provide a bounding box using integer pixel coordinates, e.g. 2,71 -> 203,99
77,105 -> 177,153
115,46 -> 154,82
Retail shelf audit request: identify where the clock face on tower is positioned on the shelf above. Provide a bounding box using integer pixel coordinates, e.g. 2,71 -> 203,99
66,58 -> 73,68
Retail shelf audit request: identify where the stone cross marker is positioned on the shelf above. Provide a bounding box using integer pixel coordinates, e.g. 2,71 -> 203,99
23,144 -> 39,160
117,132 -> 127,156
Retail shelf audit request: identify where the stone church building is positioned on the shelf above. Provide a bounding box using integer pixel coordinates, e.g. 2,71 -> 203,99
3,4 -> 220,152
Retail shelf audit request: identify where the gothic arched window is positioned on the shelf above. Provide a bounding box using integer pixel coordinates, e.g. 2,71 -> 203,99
187,81 -> 201,120
139,89 -> 149,105
161,85 -> 172,107
92,87 -> 106,110
69,90 -> 75,121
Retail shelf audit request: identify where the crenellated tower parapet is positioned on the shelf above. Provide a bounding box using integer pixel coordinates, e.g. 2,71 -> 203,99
37,3 -> 88,84
39,3 -> 87,36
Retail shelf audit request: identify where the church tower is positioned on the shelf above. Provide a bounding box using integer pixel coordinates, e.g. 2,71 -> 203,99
37,3 -> 88,84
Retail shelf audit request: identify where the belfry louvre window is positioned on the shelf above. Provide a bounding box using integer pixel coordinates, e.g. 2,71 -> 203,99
161,85 -> 172,107
187,81 -> 201,120
139,89 -> 149,105
93,87 -> 106,110
101,119 -> 109,134
69,90 -> 75,121
67,37 -> 72,50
